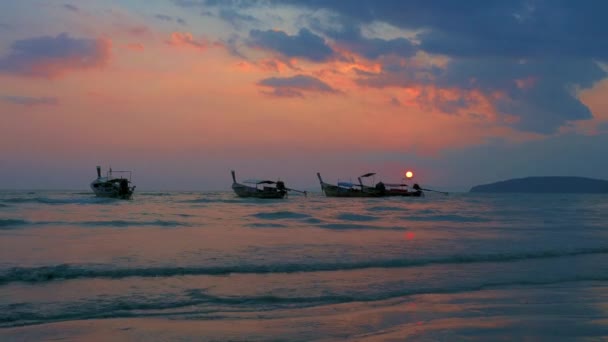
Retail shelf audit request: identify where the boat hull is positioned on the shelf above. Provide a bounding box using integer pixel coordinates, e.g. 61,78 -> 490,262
320,183 -> 382,197
385,189 -> 423,197
90,180 -> 134,200
232,183 -> 286,199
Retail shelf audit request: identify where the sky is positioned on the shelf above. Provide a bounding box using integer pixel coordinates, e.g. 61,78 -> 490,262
0,0 -> 607,191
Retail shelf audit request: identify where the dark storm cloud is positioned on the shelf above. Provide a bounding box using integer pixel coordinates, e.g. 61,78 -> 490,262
249,28 -> 334,62
258,74 -> 337,97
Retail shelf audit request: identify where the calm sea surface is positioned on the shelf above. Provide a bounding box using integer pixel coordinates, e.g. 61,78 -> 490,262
1,191 -> 607,341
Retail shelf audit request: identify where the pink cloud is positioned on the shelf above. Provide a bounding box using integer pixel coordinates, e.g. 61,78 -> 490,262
126,43 -> 144,51
127,26 -> 150,36
166,32 -> 208,50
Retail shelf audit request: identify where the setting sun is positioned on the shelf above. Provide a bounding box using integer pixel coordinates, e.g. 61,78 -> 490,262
405,171 -> 414,179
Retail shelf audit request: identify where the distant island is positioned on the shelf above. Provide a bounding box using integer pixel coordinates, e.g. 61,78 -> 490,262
470,176 -> 608,193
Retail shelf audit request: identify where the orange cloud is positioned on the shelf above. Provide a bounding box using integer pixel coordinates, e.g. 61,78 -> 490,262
166,32 -> 208,50
127,25 -> 150,36
126,43 -> 144,51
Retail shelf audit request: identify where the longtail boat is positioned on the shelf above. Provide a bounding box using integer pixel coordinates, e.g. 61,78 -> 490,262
231,170 -> 307,199
90,166 -> 136,200
384,183 -> 423,197
317,172 -> 383,197
357,173 -> 423,197
318,172 -> 428,198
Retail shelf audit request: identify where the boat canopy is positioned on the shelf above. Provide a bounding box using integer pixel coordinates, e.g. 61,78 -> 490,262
337,182 -> 357,188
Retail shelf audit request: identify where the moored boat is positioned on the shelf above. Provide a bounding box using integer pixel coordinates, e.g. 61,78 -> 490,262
357,172 -> 424,197
384,183 -> 423,197
90,166 -> 136,199
318,172 -> 428,197
317,173 -> 383,197
231,170 -> 306,199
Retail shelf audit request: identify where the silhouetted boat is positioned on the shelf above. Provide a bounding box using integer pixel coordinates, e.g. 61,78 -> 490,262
356,173 -> 423,197
90,166 -> 136,199
318,172 -> 425,197
384,184 -> 423,197
231,170 -> 296,199
317,173 -> 383,197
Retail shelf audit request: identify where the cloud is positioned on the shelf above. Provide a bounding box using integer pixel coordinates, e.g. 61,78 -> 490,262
0,33 -> 111,78
126,43 -> 144,51
166,32 -> 209,50
155,14 -> 173,21
249,28 -> 334,62
171,0 -> 205,7
63,4 -> 79,12
311,19 -> 417,59
290,1 -> 608,133
173,0 -> 257,9
1,95 -> 59,106
155,14 -> 188,26
172,1 -> 608,133
436,58 -> 605,133
127,26 -> 150,36
257,74 -> 337,97
219,8 -> 259,29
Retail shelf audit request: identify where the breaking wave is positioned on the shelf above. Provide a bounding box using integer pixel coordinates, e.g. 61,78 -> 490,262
2,247 -> 607,284
335,213 -> 379,221
79,220 -> 190,227
251,211 -> 312,220
2,276 -> 608,328
0,219 -> 190,229
317,223 -> 405,231
0,197 -> 115,205
0,219 -> 29,229
401,214 -> 492,222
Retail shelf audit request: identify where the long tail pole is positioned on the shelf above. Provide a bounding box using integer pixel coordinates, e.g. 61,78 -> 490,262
287,188 -> 308,197
421,187 -> 449,195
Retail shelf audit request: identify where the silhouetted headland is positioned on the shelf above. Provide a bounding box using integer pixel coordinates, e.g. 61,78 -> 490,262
470,177 -> 608,193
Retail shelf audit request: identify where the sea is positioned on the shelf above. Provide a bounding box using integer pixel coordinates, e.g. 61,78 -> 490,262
0,190 -> 607,341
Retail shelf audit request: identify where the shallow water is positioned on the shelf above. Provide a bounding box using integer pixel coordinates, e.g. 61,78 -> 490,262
1,191 -> 607,340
